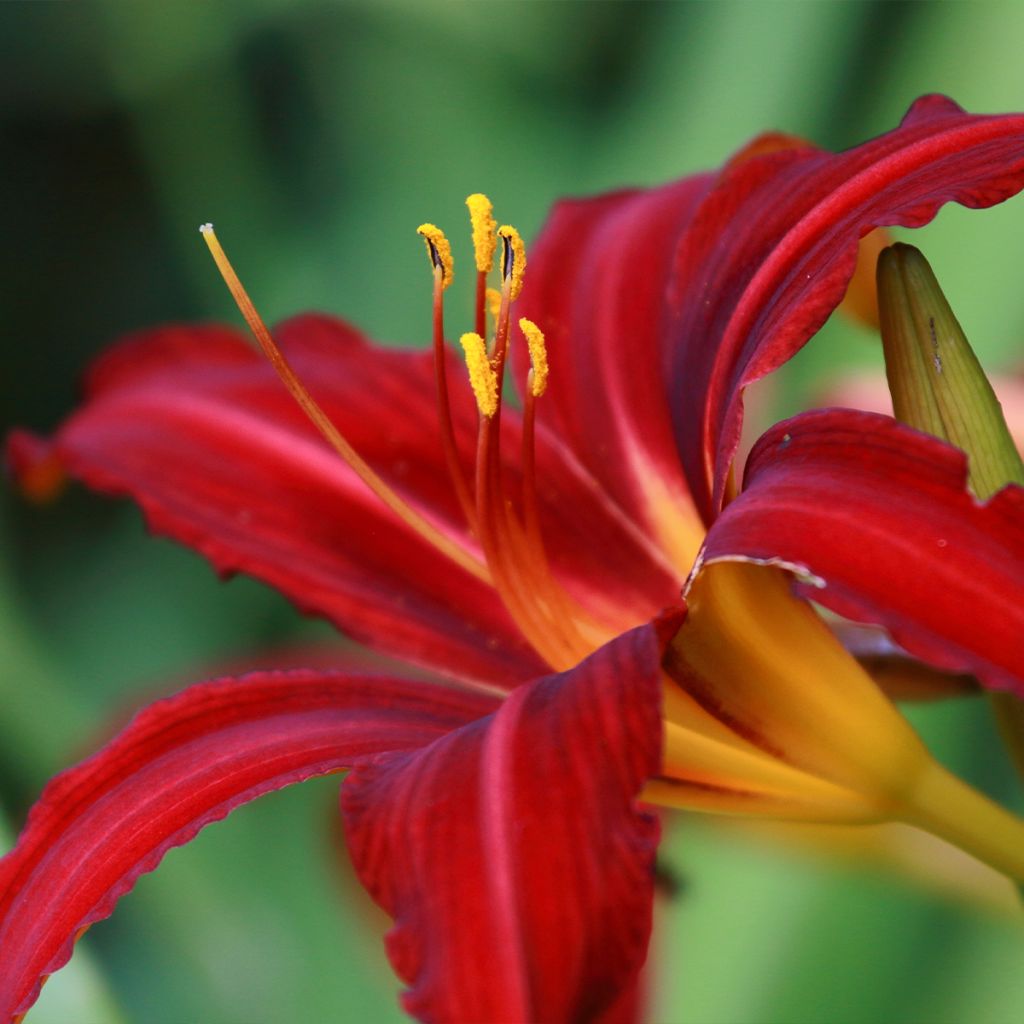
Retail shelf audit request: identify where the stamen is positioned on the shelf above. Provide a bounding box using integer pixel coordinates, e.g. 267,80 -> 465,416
474,410 -> 579,668
513,333 -> 602,650
418,223 -> 477,530
467,195 -> 496,337
497,225 -> 527,301
459,333 -> 498,418
478,311 -> 606,665
416,224 -> 454,288
465,194 -> 497,273
486,288 -> 503,321
518,318 -> 548,397
479,232 -> 580,658
199,223 -> 488,583
463,267 -> 584,666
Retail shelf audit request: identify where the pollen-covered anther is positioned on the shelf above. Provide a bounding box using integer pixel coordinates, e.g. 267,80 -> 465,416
465,194 -> 497,273
497,225 -> 527,301
416,223 -> 454,289
518,318 -> 548,397
460,332 -> 498,418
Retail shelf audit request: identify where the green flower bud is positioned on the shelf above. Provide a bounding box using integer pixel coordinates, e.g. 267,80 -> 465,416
876,242 -> 1024,500
879,243 -> 1024,808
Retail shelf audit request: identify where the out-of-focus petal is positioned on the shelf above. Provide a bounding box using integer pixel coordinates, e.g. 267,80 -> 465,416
342,619 -> 675,1024
671,95 -> 1024,517
831,620 -> 980,701
5,430 -> 67,503
836,227 -> 892,330
702,408 -> 1024,695
0,669 -> 496,1023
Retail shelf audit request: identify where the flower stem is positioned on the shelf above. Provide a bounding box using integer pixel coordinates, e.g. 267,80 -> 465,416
902,761 -> 1024,882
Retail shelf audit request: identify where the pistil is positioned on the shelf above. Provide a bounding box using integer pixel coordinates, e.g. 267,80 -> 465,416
459,225 -> 604,669
199,223 -> 489,584
200,204 -> 628,676
417,224 -> 477,531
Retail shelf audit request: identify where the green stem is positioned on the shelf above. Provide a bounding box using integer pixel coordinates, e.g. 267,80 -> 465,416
901,761 -> 1024,882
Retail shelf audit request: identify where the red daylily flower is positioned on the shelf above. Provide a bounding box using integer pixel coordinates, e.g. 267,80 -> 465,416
5,94 -> 1024,1023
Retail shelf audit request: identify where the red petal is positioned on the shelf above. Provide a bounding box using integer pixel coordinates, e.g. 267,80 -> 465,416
702,409 -> 1024,695
342,619 -> 676,1024
518,177 -> 713,568
10,316 -> 545,687
521,96 -> 1024,527
0,669 -> 495,1022
671,95 -> 1024,517
529,422 -> 683,628
592,977 -> 645,1024
10,314 -> 680,681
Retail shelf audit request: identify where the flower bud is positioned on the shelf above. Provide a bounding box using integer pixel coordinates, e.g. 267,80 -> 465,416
878,242 -> 1024,801
876,243 -> 1024,499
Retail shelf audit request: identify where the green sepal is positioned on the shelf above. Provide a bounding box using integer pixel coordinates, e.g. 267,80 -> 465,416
876,243 -> 1024,500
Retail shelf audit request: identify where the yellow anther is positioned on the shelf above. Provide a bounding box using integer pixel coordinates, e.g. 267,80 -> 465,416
486,287 -> 503,320
466,194 -> 497,274
497,225 -> 527,301
519,318 -> 548,397
460,332 -> 498,417
416,224 -> 454,289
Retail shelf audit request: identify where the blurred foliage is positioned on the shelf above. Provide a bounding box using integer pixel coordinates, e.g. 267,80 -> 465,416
3,2 -> 1024,1022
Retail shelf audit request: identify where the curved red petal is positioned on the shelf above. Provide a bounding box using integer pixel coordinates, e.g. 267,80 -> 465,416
517,177 -> 713,569
10,314 -> 680,682
702,409 -> 1024,695
341,619 -> 675,1024
670,94 -> 1024,517
521,96 -> 1024,530
0,669 -> 495,1022
9,317 -> 545,687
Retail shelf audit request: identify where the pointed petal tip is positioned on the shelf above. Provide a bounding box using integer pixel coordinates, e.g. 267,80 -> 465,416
899,94 -> 968,127
5,429 -> 67,503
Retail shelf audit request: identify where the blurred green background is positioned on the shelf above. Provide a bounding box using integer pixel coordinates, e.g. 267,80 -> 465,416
3,2 -> 1024,1022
